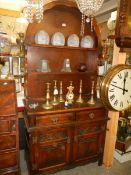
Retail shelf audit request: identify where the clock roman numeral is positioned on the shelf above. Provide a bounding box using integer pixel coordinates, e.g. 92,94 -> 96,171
120,101 -> 123,107
118,73 -> 122,79
109,88 -> 115,92
114,100 -> 118,106
110,94 -> 115,101
112,81 -> 117,84
125,71 -> 128,78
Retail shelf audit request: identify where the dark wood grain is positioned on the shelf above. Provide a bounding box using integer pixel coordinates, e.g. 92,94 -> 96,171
115,0 -> 131,48
24,1 -> 106,175
0,80 -> 20,175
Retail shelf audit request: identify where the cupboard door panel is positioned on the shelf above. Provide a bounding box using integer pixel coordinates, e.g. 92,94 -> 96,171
0,119 -> 16,134
76,122 -> 106,136
73,121 -> 106,163
0,135 -> 16,150
0,80 -> 17,115
38,127 -> 69,143
37,141 -> 68,170
0,151 -> 18,169
73,134 -> 99,162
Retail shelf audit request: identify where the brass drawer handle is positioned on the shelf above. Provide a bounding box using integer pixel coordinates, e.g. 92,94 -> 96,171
89,112 -> 95,119
51,118 -> 59,124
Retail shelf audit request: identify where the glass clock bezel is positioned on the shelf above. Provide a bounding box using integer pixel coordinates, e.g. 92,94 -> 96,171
100,64 -> 131,111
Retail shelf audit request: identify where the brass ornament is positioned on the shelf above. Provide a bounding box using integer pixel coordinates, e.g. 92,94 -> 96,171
42,82 -> 53,109
76,79 -> 84,103
87,80 -> 96,105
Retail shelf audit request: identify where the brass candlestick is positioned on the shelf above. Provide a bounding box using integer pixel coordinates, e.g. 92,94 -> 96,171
51,80 -> 59,106
87,80 -> 95,105
96,77 -> 101,99
42,82 -> 53,109
76,79 -> 84,103
16,32 -> 25,57
59,81 -> 64,103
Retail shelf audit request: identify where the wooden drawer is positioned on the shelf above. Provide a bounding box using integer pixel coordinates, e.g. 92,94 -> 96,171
0,119 -> 16,134
0,135 -> 16,151
76,109 -> 106,122
36,113 -> 74,126
0,151 -> 18,169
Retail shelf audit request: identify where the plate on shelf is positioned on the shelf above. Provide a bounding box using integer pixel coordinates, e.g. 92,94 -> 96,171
51,32 -> 65,46
35,30 -> 50,45
67,34 -> 79,47
80,35 -> 94,48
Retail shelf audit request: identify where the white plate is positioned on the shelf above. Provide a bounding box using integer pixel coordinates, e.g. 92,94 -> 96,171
80,35 -> 94,48
67,34 -> 79,47
51,32 -> 65,46
35,30 -> 49,45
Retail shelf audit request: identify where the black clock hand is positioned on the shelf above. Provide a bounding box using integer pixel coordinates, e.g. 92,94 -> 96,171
111,84 -> 128,92
123,73 -> 127,95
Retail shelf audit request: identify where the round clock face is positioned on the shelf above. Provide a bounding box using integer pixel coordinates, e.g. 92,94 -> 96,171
66,93 -> 74,100
101,64 -> 131,111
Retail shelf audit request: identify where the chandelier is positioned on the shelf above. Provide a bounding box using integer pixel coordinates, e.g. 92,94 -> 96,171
24,0 -> 44,23
75,0 -> 104,17
75,0 -> 104,35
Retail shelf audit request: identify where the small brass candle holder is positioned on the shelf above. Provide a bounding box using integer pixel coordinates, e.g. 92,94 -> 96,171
42,82 -> 53,109
76,79 -> 84,103
87,80 -> 96,105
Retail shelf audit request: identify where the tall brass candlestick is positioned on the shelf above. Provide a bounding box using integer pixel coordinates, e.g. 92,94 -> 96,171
76,79 -> 84,103
52,80 -> 59,105
42,82 -> 53,109
87,80 -> 96,105
59,81 -> 64,103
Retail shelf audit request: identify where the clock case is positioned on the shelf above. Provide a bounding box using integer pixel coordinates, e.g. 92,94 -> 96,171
100,64 -> 131,111
115,0 -> 131,48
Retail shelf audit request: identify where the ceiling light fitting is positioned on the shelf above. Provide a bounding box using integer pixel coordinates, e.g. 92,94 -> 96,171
25,0 -> 44,23
75,0 -> 104,35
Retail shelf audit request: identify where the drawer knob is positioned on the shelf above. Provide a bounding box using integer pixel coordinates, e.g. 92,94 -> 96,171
89,112 -> 95,119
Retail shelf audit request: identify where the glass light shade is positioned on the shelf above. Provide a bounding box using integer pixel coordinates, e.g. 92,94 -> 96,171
75,0 -> 104,17
25,0 -> 44,23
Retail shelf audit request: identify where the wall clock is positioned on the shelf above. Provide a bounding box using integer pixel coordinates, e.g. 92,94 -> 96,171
100,64 -> 131,111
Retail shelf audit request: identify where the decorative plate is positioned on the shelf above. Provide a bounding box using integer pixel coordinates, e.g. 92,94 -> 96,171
51,32 -> 65,46
80,35 -> 94,48
67,34 -> 79,47
35,30 -> 50,45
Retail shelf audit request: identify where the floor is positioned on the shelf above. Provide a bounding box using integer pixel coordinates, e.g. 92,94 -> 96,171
20,150 -> 131,175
